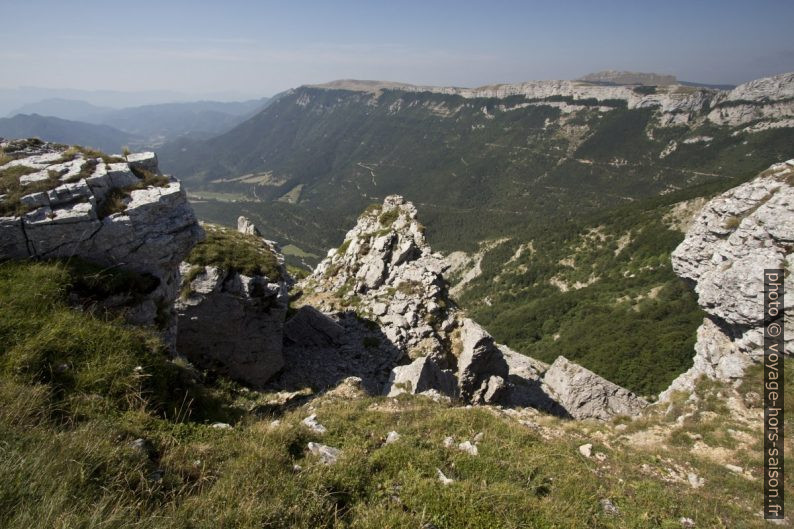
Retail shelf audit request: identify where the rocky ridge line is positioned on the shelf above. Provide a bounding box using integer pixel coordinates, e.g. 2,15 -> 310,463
309,72 -> 794,128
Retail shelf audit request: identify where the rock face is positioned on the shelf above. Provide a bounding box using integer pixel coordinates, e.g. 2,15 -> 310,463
0,138 -> 202,348
307,195 -> 454,362
707,72 -> 794,127
456,318 -> 509,403
176,219 -> 290,387
543,357 -> 649,420
312,71 -> 794,128
661,159 -> 794,400
297,194 -> 645,418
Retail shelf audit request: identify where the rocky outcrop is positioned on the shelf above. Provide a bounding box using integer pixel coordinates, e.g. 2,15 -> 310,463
307,195 -> 454,361
707,72 -> 794,127
176,219 -> 290,386
456,318 -> 509,403
543,357 -> 649,420
297,194 -> 645,418
0,138 -> 202,348
661,159 -> 794,400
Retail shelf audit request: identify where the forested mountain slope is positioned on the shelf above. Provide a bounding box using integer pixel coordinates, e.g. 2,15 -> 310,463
158,73 -> 794,393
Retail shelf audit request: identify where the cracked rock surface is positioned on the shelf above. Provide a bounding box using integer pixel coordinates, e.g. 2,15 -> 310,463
0,139 -> 202,349
662,159 -> 794,400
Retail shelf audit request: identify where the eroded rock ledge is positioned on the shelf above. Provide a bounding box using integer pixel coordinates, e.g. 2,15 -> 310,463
661,159 -> 794,400
0,138 -> 202,348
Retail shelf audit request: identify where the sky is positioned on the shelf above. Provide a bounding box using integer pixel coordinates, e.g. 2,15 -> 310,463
1,0 -> 793,101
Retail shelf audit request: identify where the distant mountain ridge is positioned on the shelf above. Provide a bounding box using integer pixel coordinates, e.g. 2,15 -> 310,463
4,97 -> 271,148
0,114 -> 136,153
579,70 -> 678,85
156,70 -> 794,393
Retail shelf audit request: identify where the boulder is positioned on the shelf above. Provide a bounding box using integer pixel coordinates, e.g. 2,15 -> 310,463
542,356 -> 648,420
383,355 -> 457,397
125,151 -> 159,174
471,375 -> 509,405
456,318 -> 509,402
237,215 -> 261,236
176,221 -> 290,387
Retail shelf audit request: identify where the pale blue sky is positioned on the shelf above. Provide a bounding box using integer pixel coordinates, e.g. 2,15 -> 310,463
1,0 -> 792,98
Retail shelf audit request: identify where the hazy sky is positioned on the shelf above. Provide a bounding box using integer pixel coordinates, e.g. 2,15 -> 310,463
2,0 -> 793,99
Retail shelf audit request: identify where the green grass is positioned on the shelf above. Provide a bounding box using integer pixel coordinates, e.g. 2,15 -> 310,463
0,259 -> 791,528
186,224 -> 283,280
0,147 -> 11,166
378,208 -> 400,227
0,165 -> 60,216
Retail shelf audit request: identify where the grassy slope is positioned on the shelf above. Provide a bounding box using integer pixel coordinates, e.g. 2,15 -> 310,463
1,259 -> 792,528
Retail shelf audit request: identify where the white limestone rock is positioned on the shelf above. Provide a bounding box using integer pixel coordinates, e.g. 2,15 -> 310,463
125,151 -> 159,174
0,139 -> 203,351
456,318 -> 509,403
382,355 -> 458,398
307,195 -> 451,357
542,356 -> 648,420
307,442 -> 341,465
663,159 -> 794,399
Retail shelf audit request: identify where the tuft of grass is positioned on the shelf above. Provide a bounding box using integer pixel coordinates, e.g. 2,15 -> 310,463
130,166 -> 170,188
723,216 -> 741,230
186,224 -> 283,280
287,265 -> 309,281
361,203 -> 381,218
97,188 -> 129,219
337,238 -> 351,254
378,208 -> 400,227
0,165 -> 60,217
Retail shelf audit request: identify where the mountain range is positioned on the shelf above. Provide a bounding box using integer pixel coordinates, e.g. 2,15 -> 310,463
0,97 -> 271,150
153,70 -> 794,393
